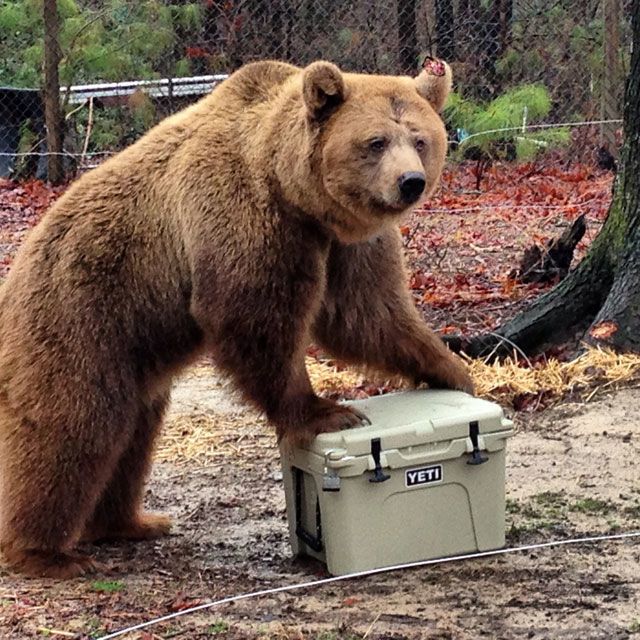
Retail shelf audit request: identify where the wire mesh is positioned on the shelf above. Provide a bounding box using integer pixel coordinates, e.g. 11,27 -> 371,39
0,0 -> 631,180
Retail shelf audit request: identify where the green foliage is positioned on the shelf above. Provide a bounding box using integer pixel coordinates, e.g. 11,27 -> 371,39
515,128 -> 571,161
0,3 -> 27,32
0,1 -> 42,86
569,498 -> 614,515
491,6 -> 625,120
0,0 -> 203,88
173,57 -> 192,77
443,93 -> 479,131
0,0 -> 204,154
444,84 -> 570,162
208,620 -> 230,634
79,105 -> 152,153
12,119 -> 40,180
90,579 -> 126,593
174,2 -> 201,30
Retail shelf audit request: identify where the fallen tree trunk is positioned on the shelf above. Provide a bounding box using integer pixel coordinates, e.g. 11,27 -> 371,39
514,213 -> 586,284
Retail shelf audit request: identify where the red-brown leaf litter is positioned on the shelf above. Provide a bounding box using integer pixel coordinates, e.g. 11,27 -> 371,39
406,160 -> 613,336
0,161 -> 613,341
0,178 -> 66,278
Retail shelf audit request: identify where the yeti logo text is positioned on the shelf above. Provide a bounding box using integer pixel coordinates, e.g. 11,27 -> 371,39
405,465 -> 443,487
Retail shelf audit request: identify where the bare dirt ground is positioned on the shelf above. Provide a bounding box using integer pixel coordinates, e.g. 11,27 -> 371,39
0,366 -> 638,640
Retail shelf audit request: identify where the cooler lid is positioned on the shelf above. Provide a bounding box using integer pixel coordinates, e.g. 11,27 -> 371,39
310,390 -> 509,457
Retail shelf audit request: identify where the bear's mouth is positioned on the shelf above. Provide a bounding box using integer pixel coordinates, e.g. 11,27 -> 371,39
368,195 -> 408,216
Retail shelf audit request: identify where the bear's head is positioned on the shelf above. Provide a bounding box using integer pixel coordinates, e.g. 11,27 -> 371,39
299,59 -> 452,243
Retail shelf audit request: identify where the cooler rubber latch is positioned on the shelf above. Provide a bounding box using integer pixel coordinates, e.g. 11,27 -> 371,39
467,420 -> 489,465
369,437 -> 390,483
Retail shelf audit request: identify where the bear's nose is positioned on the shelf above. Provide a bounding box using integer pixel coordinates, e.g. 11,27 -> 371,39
398,172 -> 426,204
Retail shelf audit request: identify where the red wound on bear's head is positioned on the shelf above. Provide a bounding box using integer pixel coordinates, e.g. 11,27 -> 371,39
422,57 -> 446,77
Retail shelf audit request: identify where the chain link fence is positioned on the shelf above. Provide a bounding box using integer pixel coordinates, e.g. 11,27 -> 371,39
0,0 -> 631,181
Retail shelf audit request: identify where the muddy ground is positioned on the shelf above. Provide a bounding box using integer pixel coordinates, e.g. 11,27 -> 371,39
0,367 -> 638,640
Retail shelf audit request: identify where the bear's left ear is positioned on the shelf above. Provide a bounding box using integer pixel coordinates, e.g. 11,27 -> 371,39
302,61 -> 345,122
414,57 -> 452,113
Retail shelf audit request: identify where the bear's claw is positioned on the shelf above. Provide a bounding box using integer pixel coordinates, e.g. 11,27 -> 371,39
280,400 -> 370,449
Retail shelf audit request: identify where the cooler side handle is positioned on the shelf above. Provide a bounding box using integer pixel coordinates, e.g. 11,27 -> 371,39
293,467 -> 323,553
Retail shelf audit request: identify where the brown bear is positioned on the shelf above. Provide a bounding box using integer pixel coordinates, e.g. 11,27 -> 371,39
0,58 -> 473,578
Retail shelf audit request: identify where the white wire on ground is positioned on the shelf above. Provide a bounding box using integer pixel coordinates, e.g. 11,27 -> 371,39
97,529 -> 640,639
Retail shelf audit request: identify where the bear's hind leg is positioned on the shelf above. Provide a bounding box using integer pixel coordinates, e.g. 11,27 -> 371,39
82,391 -> 172,544
0,402 -> 137,578
2,549 -> 104,580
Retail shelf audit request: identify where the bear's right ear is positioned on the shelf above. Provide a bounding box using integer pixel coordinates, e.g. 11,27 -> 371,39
302,61 -> 345,122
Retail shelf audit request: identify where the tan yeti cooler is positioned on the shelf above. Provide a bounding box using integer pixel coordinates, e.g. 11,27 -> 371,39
280,390 -> 514,575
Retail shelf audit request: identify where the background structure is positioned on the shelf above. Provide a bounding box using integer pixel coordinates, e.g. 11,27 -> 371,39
0,0 -> 631,180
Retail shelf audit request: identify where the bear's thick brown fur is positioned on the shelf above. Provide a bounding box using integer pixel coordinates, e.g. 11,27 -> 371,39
0,58 -> 472,578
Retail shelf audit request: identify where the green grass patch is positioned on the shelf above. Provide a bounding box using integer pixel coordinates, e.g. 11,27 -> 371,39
607,519 -> 622,532
505,498 -> 521,514
209,621 -> 230,634
82,616 -> 110,639
507,519 -> 561,541
90,579 -> 125,593
506,492 -> 571,542
533,491 -> 567,509
569,498 -> 614,515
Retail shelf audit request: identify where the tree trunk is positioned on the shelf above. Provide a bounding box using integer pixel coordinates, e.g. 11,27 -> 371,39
43,0 -> 64,184
463,0 -> 640,357
602,0 -> 622,159
397,0 -> 418,73
478,0 -> 512,92
497,0 -> 513,54
435,0 -> 455,61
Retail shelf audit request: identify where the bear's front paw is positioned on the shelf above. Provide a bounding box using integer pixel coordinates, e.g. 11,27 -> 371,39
419,354 -> 475,395
280,398 -> 369,449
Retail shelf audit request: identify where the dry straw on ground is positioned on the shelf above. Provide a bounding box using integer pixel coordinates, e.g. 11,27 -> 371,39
466,345 -> 640,404
306,346 -> 640,407
157,358 -> 365,464
157,348 -> 640,464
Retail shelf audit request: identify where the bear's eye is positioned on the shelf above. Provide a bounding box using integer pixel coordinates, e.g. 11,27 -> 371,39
415,138 -> 426,152
368,138 -> 387,152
